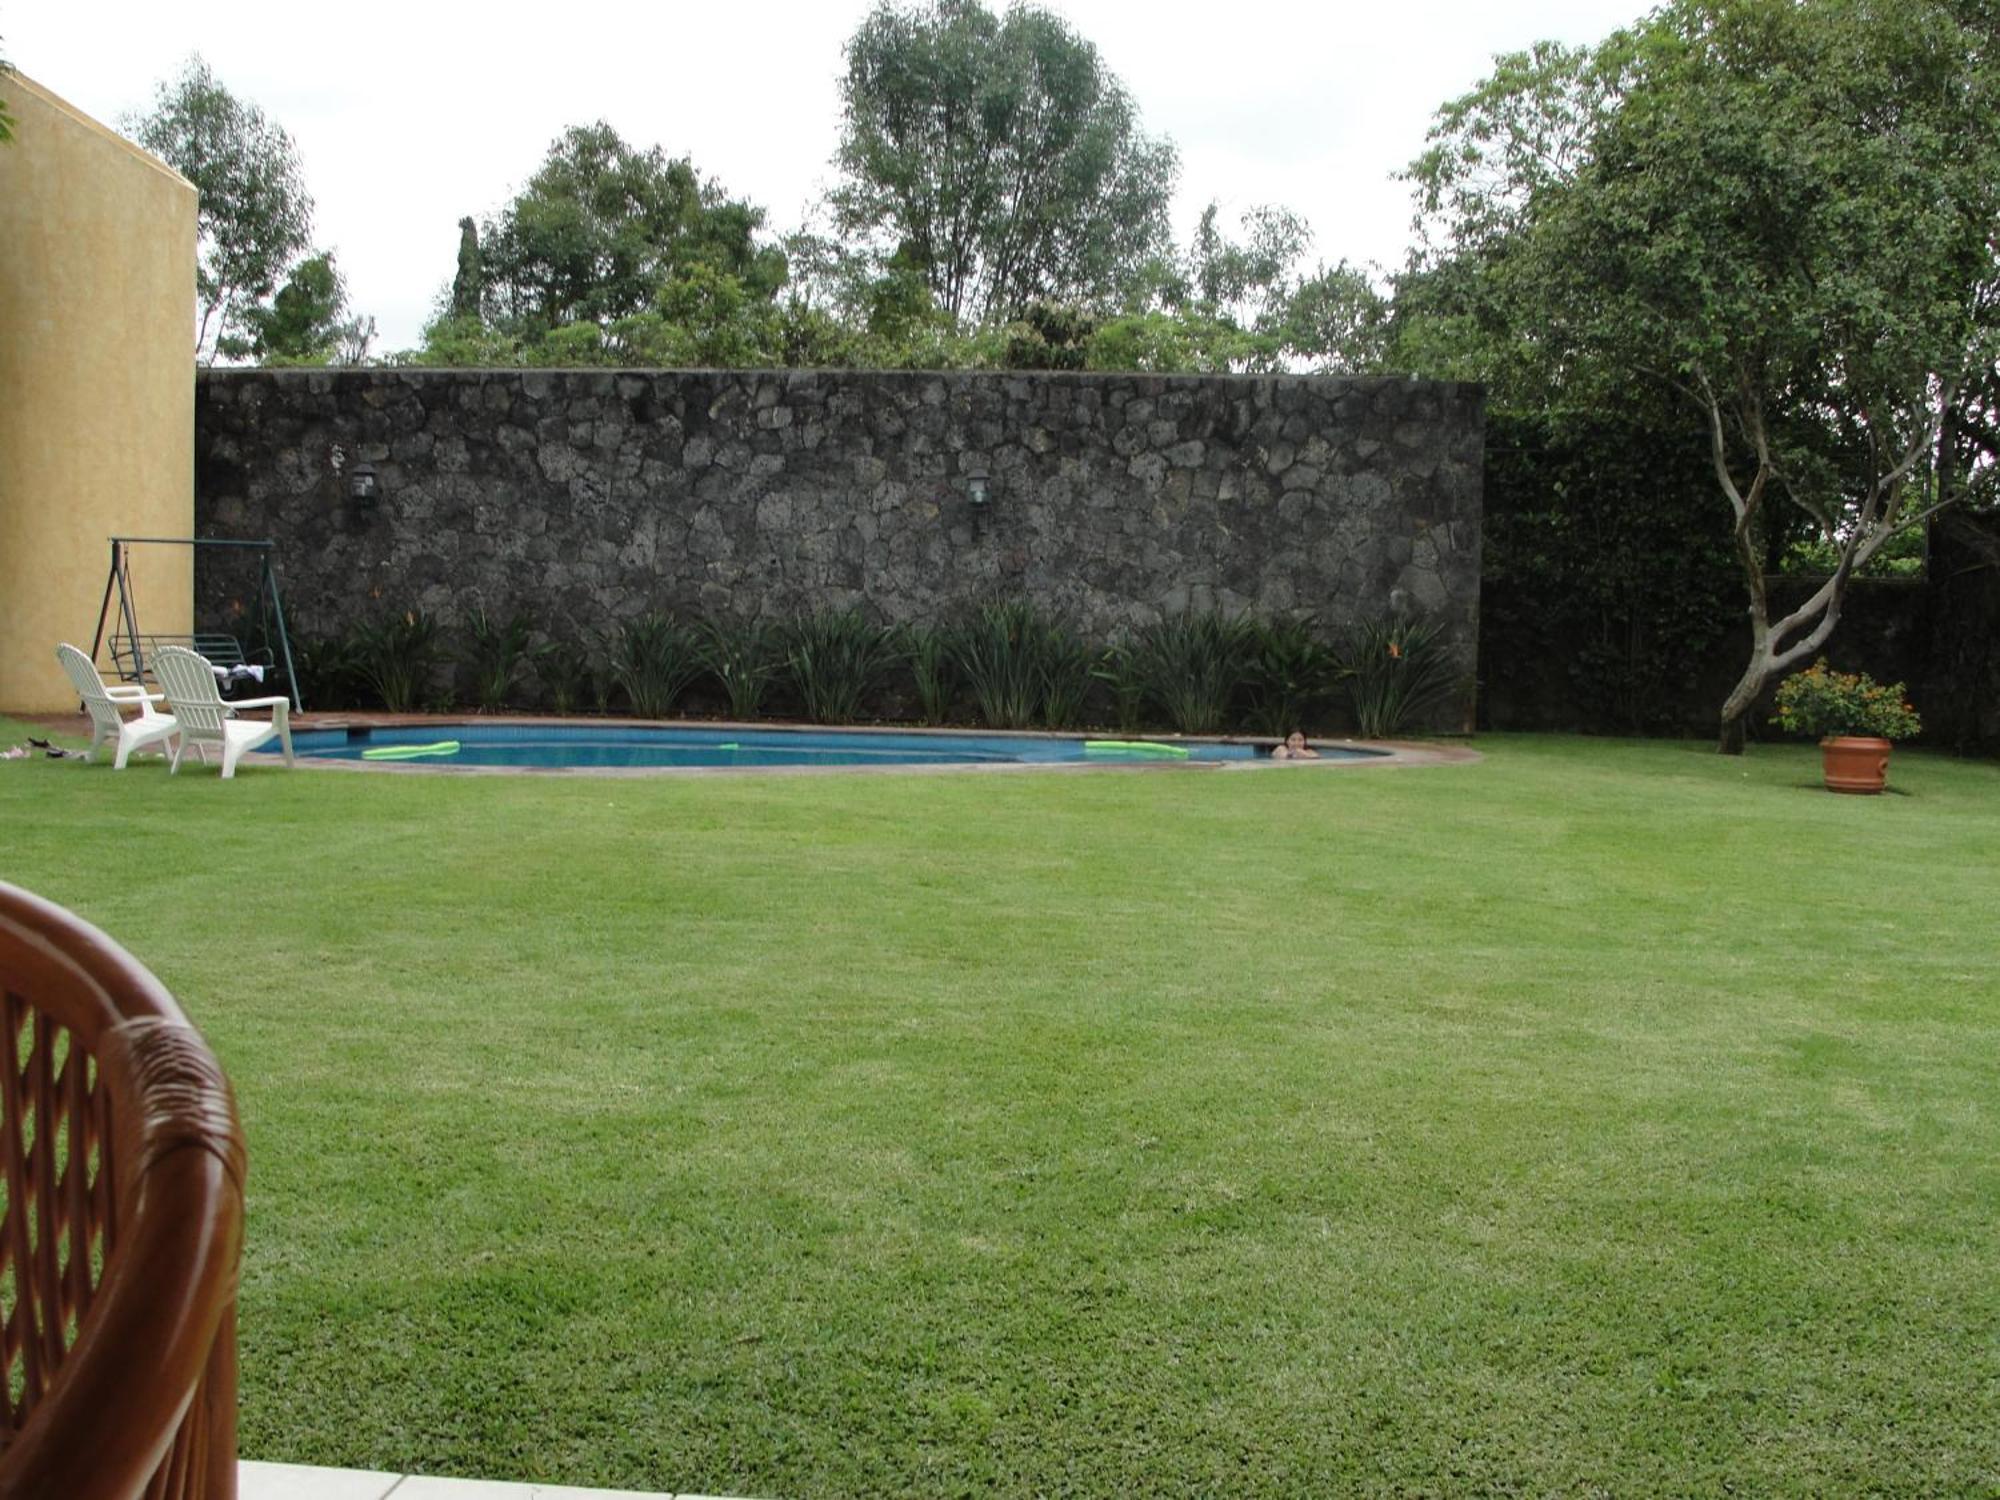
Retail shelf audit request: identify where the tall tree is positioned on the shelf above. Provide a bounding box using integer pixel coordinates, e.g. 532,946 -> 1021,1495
832,0 -> 1177,326
1405,0 -> 2000,752
127,57 -> 315,363
477,122 -> 785,335
451,217 -> 483,320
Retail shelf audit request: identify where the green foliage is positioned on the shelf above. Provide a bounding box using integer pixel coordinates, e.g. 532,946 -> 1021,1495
699,617 -> 781,720
1241,616 -> 1343,737
784,609 -> 902,724
608,612 -> 702,719
288,624 -> 370,711
1279,261 -> 1393,374
127,57 -> 315,364
1344,617 -> 1459,738
1084,308 -> 1264,375
833,0 -> 1177,326
351,610 -> 444,714
539,631 -> 606,717
478,122 -> 785,338
903,622 -> 961,724
451,218 -> 482,321
228,250 -> 373,366
1037,622 -> 1096,730
1092,639 -> 1149,733
1774,660 -> 1922,741
1402,0 -> 2000,743
1128,611 -> 1250,735
461,606 -> 549,712
944,598 -> 1093,729
1086,205 -> 1391,375
1001,301 -> 1099,372
1483,410 -> 1741,734
1779,528 -> 1927,580
952,599 -> 1050,730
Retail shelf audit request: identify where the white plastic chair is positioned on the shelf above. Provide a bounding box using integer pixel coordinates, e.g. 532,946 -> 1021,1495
152,646 -> 294,780
55,643 -> 180,769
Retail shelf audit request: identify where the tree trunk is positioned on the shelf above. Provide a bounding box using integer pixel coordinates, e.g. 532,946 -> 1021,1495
1716,657 -> 1764,755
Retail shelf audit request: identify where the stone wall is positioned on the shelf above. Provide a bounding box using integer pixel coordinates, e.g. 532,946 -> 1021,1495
195,368 -> 1484,725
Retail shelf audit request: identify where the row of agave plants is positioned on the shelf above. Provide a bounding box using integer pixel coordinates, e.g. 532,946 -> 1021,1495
287,600 -> 1464,738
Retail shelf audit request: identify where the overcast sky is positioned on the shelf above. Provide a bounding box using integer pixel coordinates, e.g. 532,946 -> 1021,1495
12,0 -> 1643,352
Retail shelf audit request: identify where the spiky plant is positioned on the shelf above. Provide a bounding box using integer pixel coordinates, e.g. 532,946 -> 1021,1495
1093,638 -> 1149,733
953,598 -> 1050,730
1129,611 -> 1251,734
904,622 -> 962,725
699,617 -> 781,720
1038,621 -> 1097,730
1343,617 -> 1460,737
462,604 -> 550,712
785,609 -> 903,724
352,609 -> 444,713
608,612 -> 702,719
1242,614 -> 1343,737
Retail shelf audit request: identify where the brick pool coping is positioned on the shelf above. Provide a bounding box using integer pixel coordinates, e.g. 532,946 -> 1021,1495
238,714 -> 1479,778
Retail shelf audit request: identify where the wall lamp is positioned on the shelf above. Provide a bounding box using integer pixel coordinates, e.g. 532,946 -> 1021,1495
348,461 -> 381,512
966,474 -> 992,512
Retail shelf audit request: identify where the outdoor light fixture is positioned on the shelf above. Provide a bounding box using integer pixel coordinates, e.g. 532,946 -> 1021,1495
348,461 -> 381,511
967,474 -> 991,510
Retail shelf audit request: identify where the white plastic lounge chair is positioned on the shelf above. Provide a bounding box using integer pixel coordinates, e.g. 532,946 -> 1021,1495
55,642 -> 180,769
152,645 -> 294,779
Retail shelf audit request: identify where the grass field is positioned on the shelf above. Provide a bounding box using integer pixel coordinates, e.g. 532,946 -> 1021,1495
2,726 -> 1996,1497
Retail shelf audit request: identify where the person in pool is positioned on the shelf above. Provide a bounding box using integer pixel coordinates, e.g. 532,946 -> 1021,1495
1270,730 -> 1320,760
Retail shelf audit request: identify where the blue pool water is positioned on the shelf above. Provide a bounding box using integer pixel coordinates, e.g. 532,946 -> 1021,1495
283,724 -> 1383,771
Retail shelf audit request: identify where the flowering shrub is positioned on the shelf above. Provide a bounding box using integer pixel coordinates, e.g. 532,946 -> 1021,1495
1773,660 -> 1921,741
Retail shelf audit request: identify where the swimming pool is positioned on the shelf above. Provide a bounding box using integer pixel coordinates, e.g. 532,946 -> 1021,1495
282,724 -> 1389,772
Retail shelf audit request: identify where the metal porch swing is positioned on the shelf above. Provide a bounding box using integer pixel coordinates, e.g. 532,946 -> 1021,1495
88,536 -> 304,712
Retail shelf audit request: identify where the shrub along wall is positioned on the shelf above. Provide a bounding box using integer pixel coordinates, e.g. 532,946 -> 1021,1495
1480,411 -> 1739,736
1479,411 -> 1965,745
195,368 -> 1483,730
1923,511 -> 2000,754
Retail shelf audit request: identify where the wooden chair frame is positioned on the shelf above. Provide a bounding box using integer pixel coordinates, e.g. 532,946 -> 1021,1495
0,882 -> 244,1500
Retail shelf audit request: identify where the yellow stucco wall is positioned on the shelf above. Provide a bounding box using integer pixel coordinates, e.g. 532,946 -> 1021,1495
0,72 -> 195,712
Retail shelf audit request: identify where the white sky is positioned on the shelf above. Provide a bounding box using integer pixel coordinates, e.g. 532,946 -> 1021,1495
10,0 -> 1642,352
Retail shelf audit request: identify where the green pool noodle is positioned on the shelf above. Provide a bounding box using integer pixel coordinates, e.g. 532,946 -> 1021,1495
718,742 -> 739,750
361,740 -> 461,761
1083,740 -> 1189,758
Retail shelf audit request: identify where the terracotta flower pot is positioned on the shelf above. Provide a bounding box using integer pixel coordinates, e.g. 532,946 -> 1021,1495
1821,735 -> 1892,794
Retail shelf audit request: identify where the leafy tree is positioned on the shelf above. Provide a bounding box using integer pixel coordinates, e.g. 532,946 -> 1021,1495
1088,204 -> 1389,374
478,122 -> 785,337
831,0 -> 1177,326
1404,0 -> 2000,752
1185,204 -> 1310,332
225,250 -> 373,365
128,57 -> 315,363
1279,262 -> 1391,373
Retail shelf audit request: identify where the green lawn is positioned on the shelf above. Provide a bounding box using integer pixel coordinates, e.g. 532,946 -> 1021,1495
3,728 -> 1996,1497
